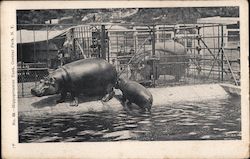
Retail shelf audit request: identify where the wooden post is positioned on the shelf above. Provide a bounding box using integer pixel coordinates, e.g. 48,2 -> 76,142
100,25 -> 106,60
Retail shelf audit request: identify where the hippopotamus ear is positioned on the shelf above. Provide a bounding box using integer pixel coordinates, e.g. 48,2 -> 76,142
115,80 -> 120,88
40,79 -> 45,83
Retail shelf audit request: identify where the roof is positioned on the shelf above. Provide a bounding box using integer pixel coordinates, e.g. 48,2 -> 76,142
197,16 -> 239,24
60,16 -> 73,20
106,25 -> 128,31
17,29 -> 66,44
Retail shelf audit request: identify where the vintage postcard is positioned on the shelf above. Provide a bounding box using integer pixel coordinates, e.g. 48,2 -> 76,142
1,0 -> 249,158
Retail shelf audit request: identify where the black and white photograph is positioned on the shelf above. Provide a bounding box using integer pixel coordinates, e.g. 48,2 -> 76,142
1,1 -> 249,159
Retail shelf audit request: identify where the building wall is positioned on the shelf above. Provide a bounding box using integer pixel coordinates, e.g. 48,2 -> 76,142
17,41 -> 59,68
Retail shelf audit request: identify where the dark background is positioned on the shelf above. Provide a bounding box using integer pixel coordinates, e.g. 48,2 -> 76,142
17,7 -> 239,26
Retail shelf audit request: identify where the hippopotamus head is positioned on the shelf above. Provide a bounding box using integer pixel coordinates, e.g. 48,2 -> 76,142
115,76 -> 128,88
143,95 -> 153,112
31,77 -> 58,97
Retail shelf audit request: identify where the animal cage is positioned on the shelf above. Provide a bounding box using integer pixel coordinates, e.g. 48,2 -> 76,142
17,23 -> 240,97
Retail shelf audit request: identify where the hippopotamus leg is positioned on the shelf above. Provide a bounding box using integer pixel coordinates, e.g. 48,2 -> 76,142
69,91 -> 79,107
70,96 -> 79,107
118,94 -> 131,110
101,84 -> 115,102
120,96 -> 127,104
56,89 -> 67,104
126,101 -> 133,109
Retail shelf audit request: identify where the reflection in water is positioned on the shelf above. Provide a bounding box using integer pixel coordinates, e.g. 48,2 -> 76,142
19,96 -> 241,142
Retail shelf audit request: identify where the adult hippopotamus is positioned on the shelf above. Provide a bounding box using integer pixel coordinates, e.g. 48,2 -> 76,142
130,40 -> 189,81
116,77 -> 153,111
31,58 -> 117,106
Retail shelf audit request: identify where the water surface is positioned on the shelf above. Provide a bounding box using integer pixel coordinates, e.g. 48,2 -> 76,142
19,96 -> 241,142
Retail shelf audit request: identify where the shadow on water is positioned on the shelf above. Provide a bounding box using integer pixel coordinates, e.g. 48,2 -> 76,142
78,95 -> 103,103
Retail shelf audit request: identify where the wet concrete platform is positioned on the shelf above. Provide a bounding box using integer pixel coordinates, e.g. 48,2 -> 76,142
18,84 -> 231,116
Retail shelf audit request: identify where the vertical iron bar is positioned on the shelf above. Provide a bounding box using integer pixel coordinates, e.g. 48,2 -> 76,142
33,28 -> 36,62
107,36 -> 110,62
212,25 -> 216,81
86,26 -> 90,57
76,27 -> 78,59
152,26 -> 156,56
79,27 -> 81,59
46,24 -> 49,68
91,28 -> 94,56
163,24 -> 166,82
173,25 -> 176,85
80,27 -> 84,58
217,25 -> 221,80
116,32 -> 119,55
197,25 -> 200,83
78,27 -> 81,59
33,27 -> 37,84
184,24 -> 188,84
72,28 -> 76,60
143,40 -> 146,82
125,32 -> 127,53
100,25 -> 106,60
192,24 -> 195,78
202,24 -> 206,83
221,25 -> 224,81
152,25 -> 156,87
134,28 -> 137,53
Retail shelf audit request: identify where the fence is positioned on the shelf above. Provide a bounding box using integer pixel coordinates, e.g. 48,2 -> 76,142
17,23 -> 240,97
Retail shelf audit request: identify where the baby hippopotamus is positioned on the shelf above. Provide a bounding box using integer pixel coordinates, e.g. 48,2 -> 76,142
116,77 -> 153,112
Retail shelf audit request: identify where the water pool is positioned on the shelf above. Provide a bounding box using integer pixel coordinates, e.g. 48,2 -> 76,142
19,96 -> 241,142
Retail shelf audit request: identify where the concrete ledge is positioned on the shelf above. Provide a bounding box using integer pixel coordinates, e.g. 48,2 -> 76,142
220,83 -> 241,96
150,84 -> 229,106
18,84 -> 230,116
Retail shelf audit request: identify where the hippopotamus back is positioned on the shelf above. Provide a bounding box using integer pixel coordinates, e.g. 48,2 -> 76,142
62,58 -> 117,91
